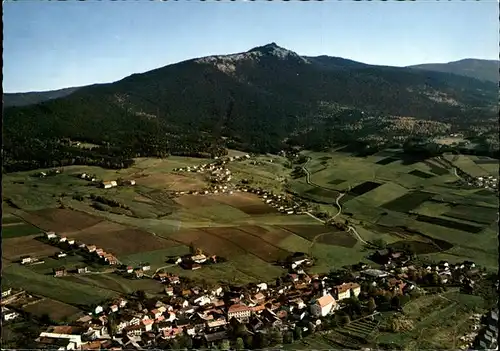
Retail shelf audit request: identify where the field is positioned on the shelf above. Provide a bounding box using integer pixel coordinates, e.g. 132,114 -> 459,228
375,290 -> 485,350
2,215 -> 42,239
2,149 -> 498,325
23,298 -> 83,322
3,234 -> 61,261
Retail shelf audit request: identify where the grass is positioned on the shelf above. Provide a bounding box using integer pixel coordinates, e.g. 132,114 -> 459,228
308,242 -> 371,273
2,223 -> 42,238
444,154 -> 489,178
2,264 -> 118,305
120,246 -> 191,271
349,182 -> 409,208
376,291 -> 486,350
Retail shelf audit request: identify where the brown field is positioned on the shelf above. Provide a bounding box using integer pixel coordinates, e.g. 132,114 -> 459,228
202,227 -> 289,262
23,298 -> 83,322
136,173 -> 206,191
238,225 -> 294,246
3,235 -> 60,261
174,195 -> 220,208
315,231 -> 357,248
70,221 -> 179,255
18,208 -> 103,233
279,224 -> 332,240
169,228 -> 247,258
210,193 -> 278,215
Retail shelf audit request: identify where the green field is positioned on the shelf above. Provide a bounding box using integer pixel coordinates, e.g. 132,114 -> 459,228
2,151 -> 498,321
376,290 -> 485,350
2,223 -> 42,238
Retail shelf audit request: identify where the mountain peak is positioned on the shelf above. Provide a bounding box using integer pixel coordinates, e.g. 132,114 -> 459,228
247,42 -> 308,63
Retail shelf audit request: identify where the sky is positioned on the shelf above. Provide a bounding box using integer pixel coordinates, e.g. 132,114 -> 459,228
3,1 -> 499,93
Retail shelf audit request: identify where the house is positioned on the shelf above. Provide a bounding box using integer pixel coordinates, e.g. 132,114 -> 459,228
191,254 -> 207,264
227,304 -> 252,322
20,255 -> 33,265
104,254 -> 118,265
134,269 -> 144,279
387,278 -> 407,295
101,181 -> 118,189
2,307 -> 19,322
77,266 -> 89,274
94,305 -> 104,315
362,269 -> 389,278
165,287 -> 174,296
141,263 -> 151,271
59,236 -> 68,243
2,288 -> 13,298
86,245 -> 97,253
333,282 -> 361,301
124,180 -> 136,186
37,326 -> 85,349
312,293 -> 337,317
256,282 -> 268,291
57,252 -> 68,259
46,232 -> 57,240
126,266 -> 134,274
168,276 -> 180,284
53,267 -> 67,277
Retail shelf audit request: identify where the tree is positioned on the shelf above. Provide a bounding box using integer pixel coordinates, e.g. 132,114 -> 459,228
189,242 -> 196,255
136,289 -> 146,301
283,331 -> 294,344
235,337 -> 245,350
254,332 -> 269,349
340,314 -> 351,326
373,238 -> 387,249
294,326 -> 303,340
220,339 -> 230,351
244,335 -> 254,349
367,297 -> 377,313
269,328 -> 283,345
391,295 -> 401,310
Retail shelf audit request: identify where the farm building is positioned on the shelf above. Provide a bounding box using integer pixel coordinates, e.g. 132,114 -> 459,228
101,180 -> 118,189
2,307 -> 20,322
20,255 -> 33,265
45,232 -> 57,240
77,266 -> 89,274
53,267 -> 67,277
2,288 -> 12,298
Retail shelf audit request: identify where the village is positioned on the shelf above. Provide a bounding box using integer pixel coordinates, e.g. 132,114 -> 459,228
9,154 -> 497,350
3,239 -> 498,350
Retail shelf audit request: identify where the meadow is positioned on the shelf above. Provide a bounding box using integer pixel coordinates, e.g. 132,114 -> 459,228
2,149 -> 498,316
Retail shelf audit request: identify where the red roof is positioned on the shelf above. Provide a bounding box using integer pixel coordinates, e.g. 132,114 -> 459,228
228,304 -> 251,314
317,294 -> 336,308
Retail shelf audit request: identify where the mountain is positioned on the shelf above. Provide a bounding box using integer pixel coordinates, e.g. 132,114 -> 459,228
3,43 -> 498,171
408,59 -> 499,83
3,86 -> 83,107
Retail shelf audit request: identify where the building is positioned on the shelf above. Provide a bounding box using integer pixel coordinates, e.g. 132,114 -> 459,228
20,255 -> 33,265
2,288 -> 13,298
37,325 -> 85,349
312,293 -> 337,317
227,304 -> 252,322
53,267 -> 67,277
191,254 -> 207,264
101,181 -> 118,189
333,282 -> 361,301
77,266 -> 89,274
46,232 -> 57,240
2,307 -> 19,322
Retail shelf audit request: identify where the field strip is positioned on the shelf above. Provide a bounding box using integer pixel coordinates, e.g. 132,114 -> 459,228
199,228 -> 281,263
236,227 -> 292,252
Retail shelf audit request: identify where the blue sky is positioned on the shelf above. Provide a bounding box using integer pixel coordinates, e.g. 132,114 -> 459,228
3,1 -> 498,93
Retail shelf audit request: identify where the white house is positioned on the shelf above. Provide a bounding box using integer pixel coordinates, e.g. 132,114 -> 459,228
2,307 -> 19,321
334,282 -> 361,301
312,293 -> 337,317
2,288 -> 13,298
46,232 -> 57,240
20,256 -> 33,265
94,306 -> 104,315
256,283 -> 268,291
194,296 -> 211,306
191,254 -> 207,264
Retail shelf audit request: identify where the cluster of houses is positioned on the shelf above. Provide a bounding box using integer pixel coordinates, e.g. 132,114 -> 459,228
35,168 -> 63,178
123,263 -> 152,279
77,172 -> 136,189
164,250 -> 220,271
470,175 -> 498,190
471,308 -> 499,350
172,154 -> 251,174
236,186 -> 308,215
31,232 -> 120,276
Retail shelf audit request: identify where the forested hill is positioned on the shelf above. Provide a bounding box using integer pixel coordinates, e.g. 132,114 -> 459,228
3,86 -> 83,107
3,43 -> 498,172
408,59 -> 499,83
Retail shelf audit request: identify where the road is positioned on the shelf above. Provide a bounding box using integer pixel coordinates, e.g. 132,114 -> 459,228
301,157 -> 368,246
154,264 -> 177,276
333,192 -> 345,220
